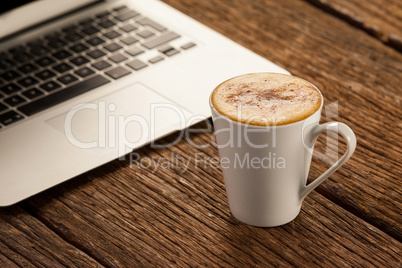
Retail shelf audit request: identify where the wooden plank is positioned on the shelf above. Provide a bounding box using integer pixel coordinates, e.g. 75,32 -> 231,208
162,0 -> 402,241
1,0 -> 399,265
22,130 -> 401,266
305,0 -> 402,51
0,206 -> 102,267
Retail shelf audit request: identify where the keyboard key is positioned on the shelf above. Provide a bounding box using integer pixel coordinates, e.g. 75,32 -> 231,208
120,36 -> 139,45
113,5 -> 129,12
119,24 -> 137,33
81,26 -> 100,36
62,25 -> 76,33
126,59 -> 148,71
35,70 -> 56,80
148,55 -> 164,64
136,17 -> 167,32
19,75 -> 110,116
1,70 -> 21,81
45,32 -> 60,40
12,50 -> 28,57
70,43 -> 89,53
98,19 -> 116,29
159,45 -> 180,56
58,74 -> 78,85
96,11 -> 110,19
125,47 -> 144,57
22,88 -> 44,99
142,31 -> 180,49
31,46 -> 49,56
86,36 -> 105,46
105,66 -> 131,79
40,81 -> 61,92
0,110 -> 24,126
104,30 -> 121,40
87,49 -> 106,59
1,84 -> 21,95
137,29 -> 155,39
26,39 -> 42,47
75,67 -> 95,78
0,58 -> 15,69
0,102 -> 7,113
13,53 -> 31,63
64,32 -> 84,42
92,60 -> 111,70
104,43 -> 122,52
53,50 -> 72,60
109,53 -> 127,63
79,18 -> 93,26
70,56 -> 90,66
11,45 -> 28,53
4,95 -> 27,106
181,42 -> 196,50
120,36 -> 139,46
53,62 -> 73,73
18,63 -> 38,74
35,57 -> 55,67
115,10 -> 139,22
17,76 -> 39,87
48,38 -> 67,49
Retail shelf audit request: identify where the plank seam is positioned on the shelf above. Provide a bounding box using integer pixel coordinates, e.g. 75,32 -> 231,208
19,202 -> 108,268
303,0 -> 402,52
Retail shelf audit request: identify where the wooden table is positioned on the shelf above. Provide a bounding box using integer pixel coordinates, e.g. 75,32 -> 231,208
1,0 -> 401,266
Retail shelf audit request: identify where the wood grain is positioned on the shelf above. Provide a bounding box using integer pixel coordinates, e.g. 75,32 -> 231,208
305,0 -> 402,51
0,206 -> 101,267
1,0 -> 401,266
162,0 -> 402,241
22,129 -> 401,267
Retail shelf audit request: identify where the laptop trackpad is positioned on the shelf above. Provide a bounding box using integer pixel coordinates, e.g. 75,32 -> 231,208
46,82 -> 192,151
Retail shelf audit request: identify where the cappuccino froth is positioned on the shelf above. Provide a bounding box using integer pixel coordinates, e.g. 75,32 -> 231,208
211,73 -> 322,126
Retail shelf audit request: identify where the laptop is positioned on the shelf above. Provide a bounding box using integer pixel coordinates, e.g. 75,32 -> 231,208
0,0 -> 289,206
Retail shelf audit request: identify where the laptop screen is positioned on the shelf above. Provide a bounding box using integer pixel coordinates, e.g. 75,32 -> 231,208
0,0 -> 99,40
0,0 -> 35,15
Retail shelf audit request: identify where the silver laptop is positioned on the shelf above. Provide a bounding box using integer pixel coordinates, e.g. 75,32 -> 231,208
0,0 -> 289,206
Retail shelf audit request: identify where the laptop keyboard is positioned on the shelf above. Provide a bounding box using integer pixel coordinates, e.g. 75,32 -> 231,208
0,5 -> 196,129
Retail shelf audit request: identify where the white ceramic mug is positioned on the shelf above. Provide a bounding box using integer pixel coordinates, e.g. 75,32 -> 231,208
210,76 -> 356,227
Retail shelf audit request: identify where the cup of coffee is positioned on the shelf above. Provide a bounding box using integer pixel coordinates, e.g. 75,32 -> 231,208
210,73 -> 356,227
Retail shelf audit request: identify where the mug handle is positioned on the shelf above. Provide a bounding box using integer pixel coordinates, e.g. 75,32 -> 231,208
299,122 -> 357,202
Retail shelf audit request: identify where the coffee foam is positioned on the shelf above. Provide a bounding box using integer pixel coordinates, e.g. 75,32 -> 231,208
211,73 -> 322,126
